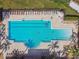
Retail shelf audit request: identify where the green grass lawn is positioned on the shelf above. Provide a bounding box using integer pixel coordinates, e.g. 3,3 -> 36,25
0,0 -> 77,14
65,16 -> 79,21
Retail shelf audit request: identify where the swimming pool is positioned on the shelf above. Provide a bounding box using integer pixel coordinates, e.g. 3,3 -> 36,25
8,20 -> 72,48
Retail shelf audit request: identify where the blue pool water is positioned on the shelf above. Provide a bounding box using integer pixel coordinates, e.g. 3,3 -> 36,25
8,20 -> 72,48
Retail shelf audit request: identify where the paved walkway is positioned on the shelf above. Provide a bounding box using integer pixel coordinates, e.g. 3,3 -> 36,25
69,1 -> 79,13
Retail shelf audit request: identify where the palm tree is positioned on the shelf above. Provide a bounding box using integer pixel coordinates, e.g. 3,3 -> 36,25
1,40 -> 11,52
12,49 -> 20,59
12,48 -> 28,59
75,20 -> 79,48
71,30 -> 77,44
48,41 -> 59,59
0,39 -> 11,54
77,20 -> 79,48
0,23 -> 11,53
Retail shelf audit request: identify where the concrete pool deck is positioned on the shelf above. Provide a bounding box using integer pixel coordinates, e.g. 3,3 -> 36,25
2,11 -> 77,54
